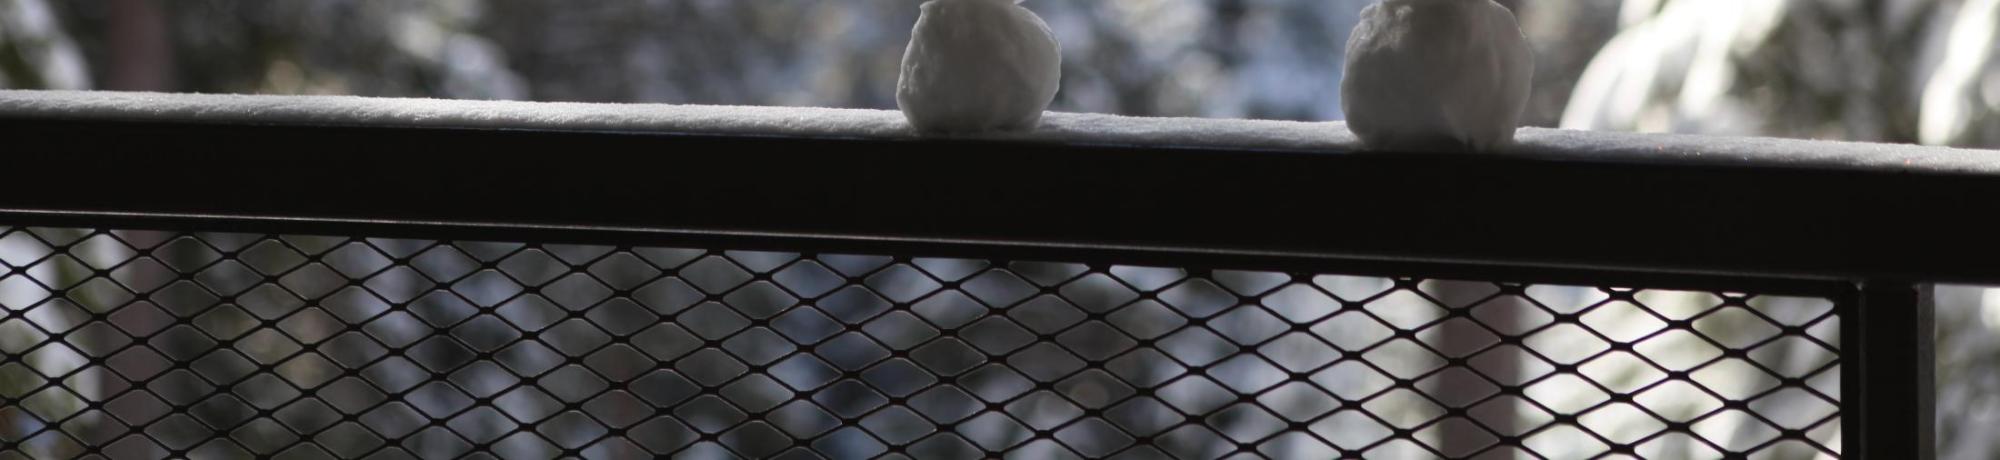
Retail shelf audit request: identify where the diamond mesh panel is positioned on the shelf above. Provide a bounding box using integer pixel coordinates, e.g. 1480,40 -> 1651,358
0,226 -> 1842,459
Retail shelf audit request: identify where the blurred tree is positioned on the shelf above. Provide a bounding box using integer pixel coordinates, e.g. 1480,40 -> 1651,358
0,0 -> 90,89
1919,0 -> 2000,146
1558,0 -> 2000,148
1512,0 -> 1623,127
103,0 -> 170,91
1937,286 -> 2000,460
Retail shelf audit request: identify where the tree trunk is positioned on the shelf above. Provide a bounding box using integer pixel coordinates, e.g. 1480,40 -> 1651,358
1426,281 -> 1519,457
105,0 -> 173,91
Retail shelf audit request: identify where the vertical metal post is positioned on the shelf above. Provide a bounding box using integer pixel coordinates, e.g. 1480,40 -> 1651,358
1845,282 -> 1935,459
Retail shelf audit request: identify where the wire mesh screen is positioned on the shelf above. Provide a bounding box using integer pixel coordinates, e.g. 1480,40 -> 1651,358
0,226 -> 1842,459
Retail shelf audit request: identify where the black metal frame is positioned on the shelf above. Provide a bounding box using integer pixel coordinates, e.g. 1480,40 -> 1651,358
3,116 -> 1978,458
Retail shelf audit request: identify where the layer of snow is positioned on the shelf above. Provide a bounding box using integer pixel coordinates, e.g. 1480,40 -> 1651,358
2,90 -> 1996,174
0,89 -> 1355,151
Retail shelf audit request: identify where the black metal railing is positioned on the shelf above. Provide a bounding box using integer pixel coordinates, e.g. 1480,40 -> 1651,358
3,113 -> 1989,459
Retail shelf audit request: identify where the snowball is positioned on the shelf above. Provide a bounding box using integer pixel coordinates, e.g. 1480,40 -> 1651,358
1341,0 -> 1534,152
896,0 -> 1062,134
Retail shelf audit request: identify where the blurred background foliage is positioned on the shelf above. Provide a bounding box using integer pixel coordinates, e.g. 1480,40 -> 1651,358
5,0 -> 1999,148
6,0 -> 2000,147
4,0 -> 2000,458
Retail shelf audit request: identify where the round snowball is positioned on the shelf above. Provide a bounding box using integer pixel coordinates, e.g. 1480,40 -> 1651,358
1342,0 -> 1534,152
897,0 -> 1061,133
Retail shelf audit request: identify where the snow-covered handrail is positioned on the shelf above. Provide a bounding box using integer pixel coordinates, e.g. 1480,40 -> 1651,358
2,89 -> 1999,285
4,90 -> 1998,175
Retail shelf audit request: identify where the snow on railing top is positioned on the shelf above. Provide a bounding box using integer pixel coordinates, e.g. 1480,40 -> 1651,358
3,89 -> 1998,175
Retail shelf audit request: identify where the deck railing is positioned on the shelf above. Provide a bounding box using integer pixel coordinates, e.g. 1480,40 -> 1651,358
3,91 -> 1993,458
